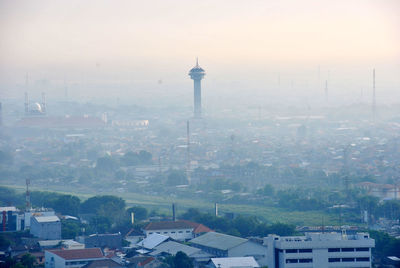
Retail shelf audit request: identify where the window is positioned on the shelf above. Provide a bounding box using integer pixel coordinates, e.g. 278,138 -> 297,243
356,257 -> 370,262
342,258 -> 355,262
299,249 -> 312,253
329,258 -> 340,263
149,232 -> 153,234
286,249 -> 298,253
328,248 -> 340,252
341,248 -> 354,252
356,247 -> 369,252
156,232 -> 160,234
178,231 -> 183,233
286,259 -> 298,263
171,231 -> 176,233
164,232 -> 168,234
299,258 -> 312,263
186,231 -> 190,233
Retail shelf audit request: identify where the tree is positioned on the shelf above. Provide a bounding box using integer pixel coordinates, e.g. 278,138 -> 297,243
138,150 -> 152,164
62,220 -> 81,239
262,184 -> 274,196
165,251 -> 194,268
20,253 -> 35,268
126,206 -> 148,222
167,170 -> 188,185
53,195 -> 81,216
96,156 -> 118,173
121,152 -> 139,166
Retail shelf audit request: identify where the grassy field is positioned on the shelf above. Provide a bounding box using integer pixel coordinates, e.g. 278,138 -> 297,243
3,183 -> 346,226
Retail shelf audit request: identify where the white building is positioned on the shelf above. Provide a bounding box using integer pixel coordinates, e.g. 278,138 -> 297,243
45,248 -> 105,268
264,232 -> 375,268
143,221 -> 194,241
30,216 -> 61,240
24,209 -> 56,229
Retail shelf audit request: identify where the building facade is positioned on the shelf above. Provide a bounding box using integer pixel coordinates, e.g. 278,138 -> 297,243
264,232 -> 375,268
30,216 -> 61,240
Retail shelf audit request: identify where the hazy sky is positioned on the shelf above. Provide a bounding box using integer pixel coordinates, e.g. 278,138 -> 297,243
0,0 -> 399,104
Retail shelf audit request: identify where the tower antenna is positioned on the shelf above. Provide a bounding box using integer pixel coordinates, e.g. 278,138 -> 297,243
26,178 -> 31,211
372,68 -> 376,122
186,120 -> 191,185
325,80 -> 328,103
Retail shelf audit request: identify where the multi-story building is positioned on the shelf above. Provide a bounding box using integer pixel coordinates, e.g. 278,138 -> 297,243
264,232 -> 375,268
30,216 -> 61,240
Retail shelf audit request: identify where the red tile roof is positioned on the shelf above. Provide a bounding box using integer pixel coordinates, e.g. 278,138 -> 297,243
180,220 -> 213,233
48,248 -> 104,260
138,257 -> 155,266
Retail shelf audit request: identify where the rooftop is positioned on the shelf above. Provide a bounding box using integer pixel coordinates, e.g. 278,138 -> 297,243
190,232 -> 248,251
151,241 -> 201,256
211,257 -> 260,268
48,248 -> 104,260
136,233 -> 169,249
34,216 -> 60,223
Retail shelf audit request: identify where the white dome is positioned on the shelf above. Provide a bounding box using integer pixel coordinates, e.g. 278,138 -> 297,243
31,102 -> 42,112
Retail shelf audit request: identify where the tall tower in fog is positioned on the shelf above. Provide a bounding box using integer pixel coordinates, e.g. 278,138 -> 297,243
189,58 -> 206,118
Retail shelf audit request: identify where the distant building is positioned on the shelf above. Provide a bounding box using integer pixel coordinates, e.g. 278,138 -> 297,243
82,233 -> 122,249
45,248 -> 105,268
189,232 -> 268,266
264,232 -> 375,268
24,208 -> 56,230
30,216 -> 61,240
144,221 -> 206,241
0,207 -> 24,232
357,182 -> 400,200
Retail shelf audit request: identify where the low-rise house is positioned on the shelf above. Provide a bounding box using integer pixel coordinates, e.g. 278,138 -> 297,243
210,256 -> 260,268
45,248 -> 105,268
84,233 -> 122,249
30,216 -> 61,240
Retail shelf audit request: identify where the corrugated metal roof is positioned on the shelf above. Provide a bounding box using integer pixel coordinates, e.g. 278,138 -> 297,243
190,232 -> 247,251
211,257 -> 260,268
151,241 -> 200,256
136,233 -> 169,249
34,216 -> 60,223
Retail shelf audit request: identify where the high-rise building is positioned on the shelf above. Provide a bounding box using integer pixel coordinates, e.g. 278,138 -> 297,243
189,58 -> 206,118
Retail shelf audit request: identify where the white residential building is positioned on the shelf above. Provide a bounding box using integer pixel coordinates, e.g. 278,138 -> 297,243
30,216 -> 61,240
45,248 -> 105,268
264,232 -> 375,268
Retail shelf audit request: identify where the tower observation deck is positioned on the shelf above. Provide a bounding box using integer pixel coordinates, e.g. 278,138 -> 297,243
189,58 -> 205,118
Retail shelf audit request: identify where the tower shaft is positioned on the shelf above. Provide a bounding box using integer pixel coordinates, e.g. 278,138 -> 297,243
193,79 -> 202,118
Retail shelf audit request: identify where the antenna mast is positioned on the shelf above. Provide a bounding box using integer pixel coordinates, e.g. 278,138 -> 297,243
186,120 -> 191,185
26,178 -> 31,211
372,68 -> 376,122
